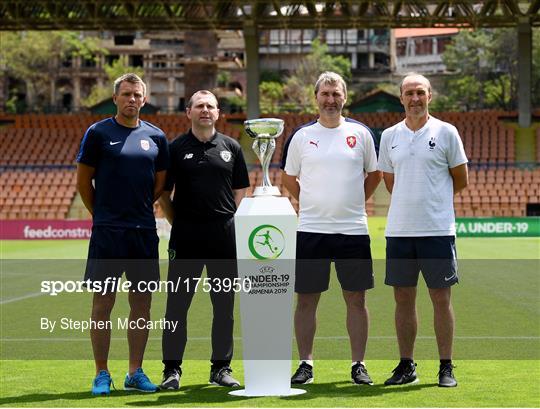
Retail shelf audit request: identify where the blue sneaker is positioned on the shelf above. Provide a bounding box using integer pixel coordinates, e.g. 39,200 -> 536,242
124,368 -> 159,392
92,370 -> 112,396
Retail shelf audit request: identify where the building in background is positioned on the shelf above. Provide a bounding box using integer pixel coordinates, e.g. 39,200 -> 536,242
259,28 -> 391,73
55,30 -> 232,113
2,28 -> 392,113
394,28 -> 458,74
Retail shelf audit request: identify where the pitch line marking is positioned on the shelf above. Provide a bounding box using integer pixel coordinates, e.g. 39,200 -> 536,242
0,292 -> 45,305
1,335 -> 539,342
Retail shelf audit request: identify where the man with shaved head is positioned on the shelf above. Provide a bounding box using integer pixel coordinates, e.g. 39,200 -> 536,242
378,73 -> 468,388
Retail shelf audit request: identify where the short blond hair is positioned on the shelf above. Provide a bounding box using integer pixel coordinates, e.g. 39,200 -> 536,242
113,73 -> 146,96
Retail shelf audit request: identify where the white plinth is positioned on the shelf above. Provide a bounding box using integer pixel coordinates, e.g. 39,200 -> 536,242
253,185 -> 281,197
233,197 -> 301,397
230,387 -> 306,397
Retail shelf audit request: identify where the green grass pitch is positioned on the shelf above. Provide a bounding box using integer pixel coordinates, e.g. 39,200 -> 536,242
1,217 -> 539,407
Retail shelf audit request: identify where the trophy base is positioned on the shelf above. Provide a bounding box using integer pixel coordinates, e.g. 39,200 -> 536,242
253,186 -> 281,197
229,388 -> 306,397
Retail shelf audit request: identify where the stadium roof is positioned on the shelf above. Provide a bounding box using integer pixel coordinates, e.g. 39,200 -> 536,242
0,1 -> 539,31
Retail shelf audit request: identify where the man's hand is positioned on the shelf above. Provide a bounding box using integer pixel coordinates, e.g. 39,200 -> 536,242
383,172 -> 394,194
76,163 -> 96,216
281,171 -> 300,201
158,191 -> 174,225
154,170 -> 167,201
450,163 -> 468,195
364,170 -> 382,201
234,188 -> 247,207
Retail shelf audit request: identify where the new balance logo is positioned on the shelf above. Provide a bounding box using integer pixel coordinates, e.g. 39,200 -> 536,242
184,153 -> 193,159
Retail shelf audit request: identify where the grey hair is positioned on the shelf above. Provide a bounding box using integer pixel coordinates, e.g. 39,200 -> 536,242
314,71 -> 347,96
399,72 -> 432,95
113,73 -> 146,96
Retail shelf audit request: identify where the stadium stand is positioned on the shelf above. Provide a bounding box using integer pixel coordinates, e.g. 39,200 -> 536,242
261,111 -> 536,217
0,113 -> 241,220
0,169 -> 76,219
0,111 -> 538,219
261,111 -> 516,167
437,111 -> 516,165
1,128 -> 81,166
454,168 -> 540,216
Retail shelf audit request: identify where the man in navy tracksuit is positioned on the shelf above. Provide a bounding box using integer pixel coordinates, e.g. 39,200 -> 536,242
77,73 -> 169,395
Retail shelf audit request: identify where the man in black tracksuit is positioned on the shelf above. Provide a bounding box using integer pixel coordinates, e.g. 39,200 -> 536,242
159,90 -> 250,390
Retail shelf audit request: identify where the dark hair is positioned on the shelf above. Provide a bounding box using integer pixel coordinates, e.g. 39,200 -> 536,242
186,90 -> 218,109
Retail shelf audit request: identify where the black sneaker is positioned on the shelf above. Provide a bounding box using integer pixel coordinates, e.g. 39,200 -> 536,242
291,362 -> 314,385
384,361 -> 418,386
160,368 -> 181,390
438,363 -> 457,387
351,362 -> 373,385
209,366 -> 240,387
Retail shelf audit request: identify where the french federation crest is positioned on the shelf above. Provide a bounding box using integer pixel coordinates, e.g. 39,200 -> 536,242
346,136 -> 356,148
140,139 -> 150,151
220,150 -> 232,162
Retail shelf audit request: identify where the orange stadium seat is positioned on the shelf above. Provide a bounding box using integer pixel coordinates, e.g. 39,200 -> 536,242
459,168 -> 540,217
1,169 -> 77,220
1,112 -> 537,220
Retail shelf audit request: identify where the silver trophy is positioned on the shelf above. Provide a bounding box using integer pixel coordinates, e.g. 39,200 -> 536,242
244,118 -> 284,197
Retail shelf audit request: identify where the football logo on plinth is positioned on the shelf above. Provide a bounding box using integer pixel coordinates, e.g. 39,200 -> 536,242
248,224 -> 285,260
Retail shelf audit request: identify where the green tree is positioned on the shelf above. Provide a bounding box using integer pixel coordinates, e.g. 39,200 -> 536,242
0,31 -> 104,112
259,81 -> 284,114
217,71 -> 231,87
223,95 -> 246,113
532,28 -> 540,107
260,70 -> 284,83
431,75 -> 482,112
438,28 -> 540,111
373,82 -> 400,97
284,39 -> 352,113
81,56 -> 145,108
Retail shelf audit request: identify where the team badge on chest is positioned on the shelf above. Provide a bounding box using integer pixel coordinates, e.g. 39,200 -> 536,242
346,136 -> 356,148
140,139 -> 150,151
220,150 -> 232,162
